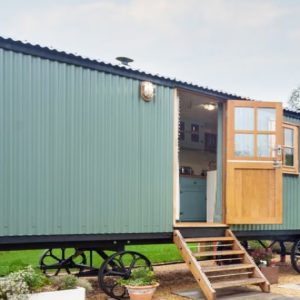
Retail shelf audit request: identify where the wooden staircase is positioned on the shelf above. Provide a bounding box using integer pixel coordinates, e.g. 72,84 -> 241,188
173,228 -> 270,300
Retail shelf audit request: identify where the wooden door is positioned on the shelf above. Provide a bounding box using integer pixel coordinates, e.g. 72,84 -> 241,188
225,100 -> 283,224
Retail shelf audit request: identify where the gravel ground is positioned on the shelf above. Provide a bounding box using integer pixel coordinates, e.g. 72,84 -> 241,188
87,257 -> 300,300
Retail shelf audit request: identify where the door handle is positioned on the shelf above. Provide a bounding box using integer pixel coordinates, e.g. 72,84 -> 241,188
273,145 -> 282,156
272,158 -> 282,168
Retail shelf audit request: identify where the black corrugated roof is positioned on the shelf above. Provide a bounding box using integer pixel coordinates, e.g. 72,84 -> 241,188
0,36 -> 298,118
282,107 -> 300,119
0,36 -> 246,101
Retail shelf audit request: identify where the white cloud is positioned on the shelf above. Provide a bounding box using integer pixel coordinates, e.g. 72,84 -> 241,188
1,0 -> 300,102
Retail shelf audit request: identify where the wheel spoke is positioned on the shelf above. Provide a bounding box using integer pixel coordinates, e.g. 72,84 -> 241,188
98,251 -> 151,300
61,249 -> 66,260
106,270 -> 127,276
50,254 -> 63,262
40,248 -> 88,277
116,256 -> 126,270
129,254 -> 137,270
54,267 -> 61,276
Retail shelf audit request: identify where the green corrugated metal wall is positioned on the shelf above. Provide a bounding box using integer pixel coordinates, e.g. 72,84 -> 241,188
232,115 -> 300,231
0,49 -> 174,236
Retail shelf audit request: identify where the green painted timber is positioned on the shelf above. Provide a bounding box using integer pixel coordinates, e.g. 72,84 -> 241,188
232,115 -> 300,231
0,49 -> 174,236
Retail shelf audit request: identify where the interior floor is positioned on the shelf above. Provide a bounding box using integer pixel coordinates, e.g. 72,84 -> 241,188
177,89 -> 218,223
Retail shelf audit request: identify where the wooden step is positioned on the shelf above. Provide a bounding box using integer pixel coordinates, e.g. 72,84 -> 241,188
212,277 -> 266,289
174,228 -> 270,299
185,237 -> 234,243
202,263 -> 254,273
189,243 -> 233,250
207,271 -> 253,279
194,250 -> 244,257
199,257 -> 243,264
174,222 -> 228,228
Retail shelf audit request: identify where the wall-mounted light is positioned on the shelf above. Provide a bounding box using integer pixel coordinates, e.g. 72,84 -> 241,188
201,103 -> 217,111
140,81 -> 155,102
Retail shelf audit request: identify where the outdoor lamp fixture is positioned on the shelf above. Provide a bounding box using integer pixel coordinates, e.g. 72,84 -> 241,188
141,81 -> 155,102
201,103 -> 217,111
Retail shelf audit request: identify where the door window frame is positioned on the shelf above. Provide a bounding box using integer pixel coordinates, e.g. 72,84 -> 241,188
228,101 -> 282,161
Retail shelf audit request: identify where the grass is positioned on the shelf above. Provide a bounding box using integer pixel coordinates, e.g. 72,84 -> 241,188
0,244 -> 182,276
0,240 -> 275,276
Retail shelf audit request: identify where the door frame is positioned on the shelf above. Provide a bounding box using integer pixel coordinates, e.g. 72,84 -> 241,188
172,88 -> 226,227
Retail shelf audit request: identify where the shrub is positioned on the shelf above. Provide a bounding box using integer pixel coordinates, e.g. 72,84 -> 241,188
21,266 -> 49,291
77,278 -> 93,292
118,267 -> 157,287
0,266 -> 91,299
0,265 -> 49,299
56,274 -> 78,290
251,248 -> 273,266
0,273 -> 29,300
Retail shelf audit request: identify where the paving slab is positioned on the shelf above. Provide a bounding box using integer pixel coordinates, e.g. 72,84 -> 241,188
279,283 -> 300,291
174,287 -> 300,299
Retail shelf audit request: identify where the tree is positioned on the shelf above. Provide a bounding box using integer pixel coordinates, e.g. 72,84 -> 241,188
288,86 -> 300,111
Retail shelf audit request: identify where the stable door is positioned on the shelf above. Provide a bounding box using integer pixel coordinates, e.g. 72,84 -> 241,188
225,100 -> 283,224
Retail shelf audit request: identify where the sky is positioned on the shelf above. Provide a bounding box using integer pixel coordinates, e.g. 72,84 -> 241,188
1,0 -> 300,104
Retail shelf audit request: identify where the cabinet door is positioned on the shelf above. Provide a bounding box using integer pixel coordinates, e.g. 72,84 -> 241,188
180,178 -> 206,191
180,191 -> 206,221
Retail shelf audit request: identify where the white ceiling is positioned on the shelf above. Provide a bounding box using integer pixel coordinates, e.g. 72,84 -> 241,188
178,89 -> 218,131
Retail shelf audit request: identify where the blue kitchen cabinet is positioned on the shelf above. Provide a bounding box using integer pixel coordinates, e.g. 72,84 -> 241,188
180,177 -> 206,221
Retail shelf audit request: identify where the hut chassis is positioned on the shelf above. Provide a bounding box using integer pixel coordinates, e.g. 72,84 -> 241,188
2,230 -> 300,299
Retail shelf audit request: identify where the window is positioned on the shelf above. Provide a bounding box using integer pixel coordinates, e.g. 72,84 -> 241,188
233,106 -> 276,158
283,123 -> 298,174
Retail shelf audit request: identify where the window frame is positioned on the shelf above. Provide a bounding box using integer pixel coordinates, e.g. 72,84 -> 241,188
282,122 -> 299,175
233,105 -> 278,160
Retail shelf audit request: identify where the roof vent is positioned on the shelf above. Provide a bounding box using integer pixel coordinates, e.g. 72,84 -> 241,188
116,57 -> 134,66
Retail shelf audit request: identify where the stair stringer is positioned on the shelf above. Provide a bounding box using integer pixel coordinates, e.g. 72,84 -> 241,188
226,229 -> 270,292
173,230 -> 216,300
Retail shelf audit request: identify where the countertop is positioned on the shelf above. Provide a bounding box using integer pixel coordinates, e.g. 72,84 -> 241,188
179,175 -> 206,179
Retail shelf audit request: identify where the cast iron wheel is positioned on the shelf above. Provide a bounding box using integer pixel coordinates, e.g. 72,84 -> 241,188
98,251 -> 152,300
39,248 -> 87,276
291,240 -> 300,273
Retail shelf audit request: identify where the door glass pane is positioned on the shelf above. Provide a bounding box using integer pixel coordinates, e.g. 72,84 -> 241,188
235,107 -> 254,130
284,148 -> 294,166
235,134 -> 254,156
257,108 -> 276,131
257,134 -> 275,157
284,128 -> 293,147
